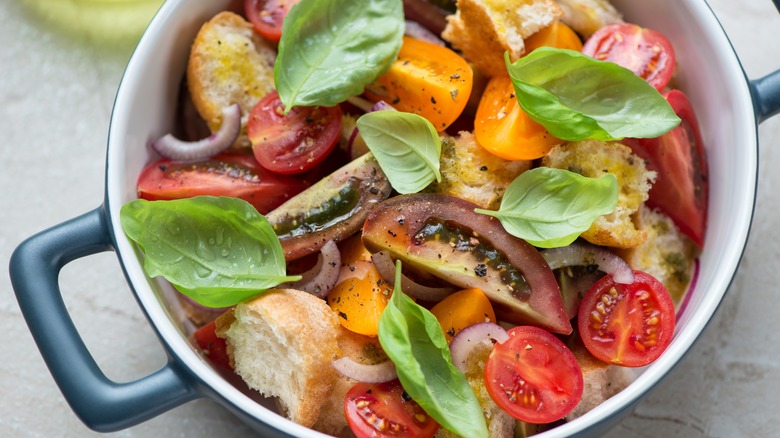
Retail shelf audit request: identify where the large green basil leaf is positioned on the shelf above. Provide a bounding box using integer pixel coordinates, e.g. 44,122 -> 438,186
506,48 -> 680,141
120,196 -> 299,307
475,167 -> 618,248
357,111 -> 442,194
378,261 -> 488,438
274,0 -> 404,111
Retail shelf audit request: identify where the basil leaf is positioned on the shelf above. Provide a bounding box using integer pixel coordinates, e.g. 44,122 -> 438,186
506,48 -> 680,141
357,111 -> 442,194
274,0 -> 404,111
378,261 -> 488,438
475,167 -> 618,248
120,196 -> 299,307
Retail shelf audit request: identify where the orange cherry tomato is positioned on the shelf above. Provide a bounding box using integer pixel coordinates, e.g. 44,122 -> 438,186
429,288 -> 496,342
474,75 -> 560,160
364,36 -> 473,132
327,260 -> 393,337
524,21 -> 583,53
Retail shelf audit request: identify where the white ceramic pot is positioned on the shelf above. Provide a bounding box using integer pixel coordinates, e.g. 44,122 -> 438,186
11,0 -> 780,436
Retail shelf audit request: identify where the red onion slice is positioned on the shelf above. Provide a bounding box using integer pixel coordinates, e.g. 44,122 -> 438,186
279,240 -> 341,298
541,241 -> 635,284
405,20 -> 445,46
449,322 -> 509,373
332,357 -> 398,383
152,104 -> 240,162
371,251 -> 455,301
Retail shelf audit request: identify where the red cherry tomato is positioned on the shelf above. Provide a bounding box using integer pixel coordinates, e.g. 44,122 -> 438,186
484,326 -> 583,424
244,0 -> 300,43
631,89 -> 708,246
248,90 -> 342,175
192,320 -> 232,371
582,23 -> 676,91
344,380 -> 439,438
136,152 -> 309,214
578,270 -> 676,368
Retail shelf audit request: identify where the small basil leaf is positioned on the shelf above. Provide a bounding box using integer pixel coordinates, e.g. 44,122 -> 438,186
357,111 -> 442,194
475,167 -> 618,248
378,261 -> 488,438
275,0 -> 404,111
506,48 -> 681,141
120,196 -> 300,308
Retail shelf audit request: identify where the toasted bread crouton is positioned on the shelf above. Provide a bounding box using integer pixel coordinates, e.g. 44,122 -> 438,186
427,131 -> 532,210
556,0 -> 623,38
187,11 -> 277,149
442,0 -> 562,76
217,289 -> 341,427
566,338 -> 636,421
617,205 -> 699,305
435,340 -> 515,438
542,140 -> 656,249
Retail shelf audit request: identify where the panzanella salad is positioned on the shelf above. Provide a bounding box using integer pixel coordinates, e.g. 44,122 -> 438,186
121,0 -> 707,436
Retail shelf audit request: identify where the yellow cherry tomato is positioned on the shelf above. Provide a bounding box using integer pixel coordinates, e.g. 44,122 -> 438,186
327,260 -> 392,337
364,36 -> 473,132
430,288 -> 497,343
525,20 -> 584,53
474,75 -> 560,160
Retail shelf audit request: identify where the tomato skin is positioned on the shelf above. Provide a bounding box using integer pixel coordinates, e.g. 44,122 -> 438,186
485,326 -> 583,424
364,36 -> 473,132
632,90 -> 708,246
582,23 -> 676,91
248,90 -> 342,175
192,320 -> 232,371
474,75 -> 560,160
136,152 -> 309,214
244,0 -> 300,43
578,270 -> 676,367
524,21 -> 583,53
430,288 -> 496,343
344,380 -> 439,438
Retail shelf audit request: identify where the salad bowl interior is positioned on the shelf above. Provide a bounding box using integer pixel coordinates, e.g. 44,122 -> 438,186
105,0 -> 757,436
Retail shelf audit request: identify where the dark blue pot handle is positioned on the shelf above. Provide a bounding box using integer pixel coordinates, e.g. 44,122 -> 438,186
751,70 -> 780,123
9,206 -> 198,432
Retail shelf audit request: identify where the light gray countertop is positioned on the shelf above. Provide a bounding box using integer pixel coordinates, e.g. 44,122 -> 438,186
3,1 -> 780,437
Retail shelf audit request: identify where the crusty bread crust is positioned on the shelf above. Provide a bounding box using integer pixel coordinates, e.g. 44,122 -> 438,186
218,289 -> 341,427
187,11 -> 276,149
442,0 -> 562,77
543,140 -> 656,248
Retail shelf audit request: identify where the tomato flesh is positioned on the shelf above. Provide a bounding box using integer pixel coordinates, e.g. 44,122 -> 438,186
136,152 -> 309,214
485,326 -> 583,424
248,90 -> 342,175
192,320 -> 232,371
244,0 -> 300,42
578,270 -> 676,367
344,380 -> 439,438
582,23 -> 676,91
631,89 -> 708,246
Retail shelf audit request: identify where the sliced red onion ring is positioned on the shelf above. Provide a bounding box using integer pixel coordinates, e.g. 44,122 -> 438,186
332,357 -> 398,383
449,322 -> 509,373
405,20 -> 445,46
371,251 -> 455,301
541,241 -> 635,284
402,0 -> 450,36
152,104 -> 240,162
279,240 -> 341,299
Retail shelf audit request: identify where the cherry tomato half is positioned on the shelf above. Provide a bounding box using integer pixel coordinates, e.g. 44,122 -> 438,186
136,152 -> 309,214
248,90 -> 342,175
632,89 -> 708,247
474,75 -> 560,161
192,320 -> 232,371
582,23 -> 676,91
344,380 -> 439,438
578,270 -> 676,367
485,326 -> 583,424
244,0 -> 300,43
